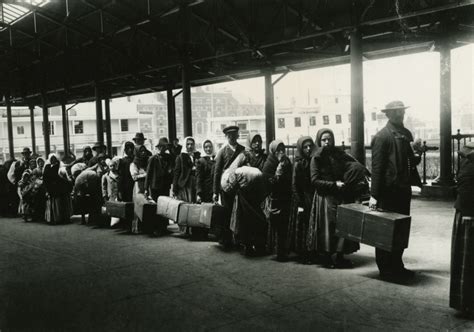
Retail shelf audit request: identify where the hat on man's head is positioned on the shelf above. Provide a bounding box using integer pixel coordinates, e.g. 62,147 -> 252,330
132,132 -> 147,141
21,147 -> 32,155
381,100 -> 410,113
222,125 -> 239,135
156,137 -> 169,147
92,142 -> 106,151
460,141 -> 474,158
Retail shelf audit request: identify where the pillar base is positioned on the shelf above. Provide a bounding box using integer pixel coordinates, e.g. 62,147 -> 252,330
421,183 -> 456,200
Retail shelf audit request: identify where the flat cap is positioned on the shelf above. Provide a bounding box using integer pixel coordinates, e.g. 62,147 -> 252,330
222,125 -> 239,134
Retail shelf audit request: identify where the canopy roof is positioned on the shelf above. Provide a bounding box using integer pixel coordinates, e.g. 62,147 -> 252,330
0,0 -> 473,107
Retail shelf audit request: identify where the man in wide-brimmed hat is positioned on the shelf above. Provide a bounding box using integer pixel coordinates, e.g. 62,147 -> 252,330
87,142 -> 107,167
369,100 -> 422,281
132,132 -> 152,157
212,125 -> 245,248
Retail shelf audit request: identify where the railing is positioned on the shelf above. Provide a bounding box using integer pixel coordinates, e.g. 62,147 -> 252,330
452,129 -> 474,177
285,140 -> 438,185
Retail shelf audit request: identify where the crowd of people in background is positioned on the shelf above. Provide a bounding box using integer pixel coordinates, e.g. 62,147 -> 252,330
1,99 -> 474,316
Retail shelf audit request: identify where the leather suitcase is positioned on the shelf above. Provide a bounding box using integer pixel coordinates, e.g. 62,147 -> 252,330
336,203 -> 411,252
177,203 -> 202,227
104,201 -> 134,220
200,203 -> 225,229
156,196 -> 183,221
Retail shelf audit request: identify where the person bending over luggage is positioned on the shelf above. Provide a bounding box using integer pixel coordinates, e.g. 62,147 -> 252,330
196,140 -> 216,203
287,136 -> 315,264
173,136 -> 199,203
308,128 -> 360,269
262,140 -> 293,262
247,133 -> 267,171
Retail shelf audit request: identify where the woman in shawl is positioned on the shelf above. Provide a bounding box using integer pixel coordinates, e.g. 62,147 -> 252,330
196,140 -> 216,204
287,136 -> 315,263
118,141 -> 135,202
18,158 -> 38,220
173,136 -> 199,203
247,133 -> 267,171
262,140 -> 293,262
43,153 -> 73,224
450,142 -> 474,316
130,145 -> 149,233
308,128 -> 360,268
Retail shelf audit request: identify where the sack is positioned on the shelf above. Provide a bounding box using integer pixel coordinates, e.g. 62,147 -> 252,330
235,166 -> 262,188
74,170 -> 100,196
220,153 -> 247,192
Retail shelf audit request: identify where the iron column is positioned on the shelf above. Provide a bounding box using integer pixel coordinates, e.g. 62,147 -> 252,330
182,63 -> 193,137
29,105 -> 37,155
350,28 -> 365,165
61,101 -> 69,158
104,97 -> 112,156
42,94 -> 50,156
264,72 -> 275,149
167,87 -> 177,142
95,85 -> 104,145
5,93 -> 14,159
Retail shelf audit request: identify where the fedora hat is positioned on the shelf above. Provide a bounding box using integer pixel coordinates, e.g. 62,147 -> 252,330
381,100 -> 410,113
132,132 -> 147,141
92,142 -> 106,151
21,147 -> 32,155
460,141 -> 474,158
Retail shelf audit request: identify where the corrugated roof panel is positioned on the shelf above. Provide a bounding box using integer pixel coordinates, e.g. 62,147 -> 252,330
0,0 -> 49,31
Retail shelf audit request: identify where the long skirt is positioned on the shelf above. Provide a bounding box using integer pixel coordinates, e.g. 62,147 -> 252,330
450,211 -> 474,313
45,194 -> 72,224
287,192 -> 312,255
307,193 -> 359,254
230,189 -> 267,248
265,197 -> 291,256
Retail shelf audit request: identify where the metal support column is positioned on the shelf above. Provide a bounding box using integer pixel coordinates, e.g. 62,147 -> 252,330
182,63 -> 193,137
42,94 -> 51,156
104,97 -> 112,156
29,105 -> 37,155
167,87 -> 177,142
433,42 -> 454,185
264,72 -> 275,149
95,85 -> 104,145
5,93 -> 14,159
61,101 -> 69,157
350,28 -> 365,165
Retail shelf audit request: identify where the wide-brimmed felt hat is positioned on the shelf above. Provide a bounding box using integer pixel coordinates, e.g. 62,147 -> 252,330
21,147 -> 32,155
222,125 -> 239,135
155,137 -> 169,147
132,132 -> 147,141
460,141 -> 474,158
381,100 -> 410,113
92,142 -> 106,151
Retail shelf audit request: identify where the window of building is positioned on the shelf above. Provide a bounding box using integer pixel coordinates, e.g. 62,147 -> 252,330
120,119 -> 129,132
17,126 -> 24,135
74,121 -> 83,134
372,112 -> 377,121
294,117 -> 301,127
335,97 -> 339,104
323,115 -> 329,125
336,115 -> 342,124
309,116 -> 316,126
237,123 -> 247,131
278,118 -> 285,128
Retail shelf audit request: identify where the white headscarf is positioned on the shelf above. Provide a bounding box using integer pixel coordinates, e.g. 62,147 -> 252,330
201,139 -> 215,157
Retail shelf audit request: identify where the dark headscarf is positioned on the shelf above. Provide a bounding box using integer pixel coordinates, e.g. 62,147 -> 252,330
295,136 -> 314,162
247,133 -> 262,150
133,146 -> 149,169
262,139 -> 285,179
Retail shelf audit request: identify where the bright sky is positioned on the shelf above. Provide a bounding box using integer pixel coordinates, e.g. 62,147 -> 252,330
208,44 -> 474,126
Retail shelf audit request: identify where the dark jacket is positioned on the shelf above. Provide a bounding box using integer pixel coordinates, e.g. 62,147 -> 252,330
145,152 -> 173,192
371,121 -> 421,199
196,156 -> 215,200
118,155 -> 134,202
213,144 -> 245,194
310,147 -> 348,197
173,152 -> 198,193
44,164 -> 72,197
455,157 -> 474,216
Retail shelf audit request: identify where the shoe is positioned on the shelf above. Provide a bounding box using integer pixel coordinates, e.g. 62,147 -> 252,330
320,254 -> 335,269
396,267 -> 415,279
335,257 -> 353,269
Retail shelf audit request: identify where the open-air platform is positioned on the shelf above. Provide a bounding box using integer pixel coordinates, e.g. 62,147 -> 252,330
0,197 -> 473,331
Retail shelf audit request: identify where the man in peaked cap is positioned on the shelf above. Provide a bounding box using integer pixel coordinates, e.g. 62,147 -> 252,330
213,125 -> 245,248
369,100 -> 422,281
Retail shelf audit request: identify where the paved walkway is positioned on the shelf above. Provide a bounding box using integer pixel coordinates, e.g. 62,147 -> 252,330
0,198 -> 472,331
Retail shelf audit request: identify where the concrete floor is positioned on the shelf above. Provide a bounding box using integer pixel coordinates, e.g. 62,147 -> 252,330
0,198 -> 473,331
